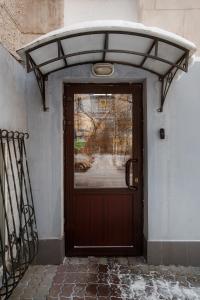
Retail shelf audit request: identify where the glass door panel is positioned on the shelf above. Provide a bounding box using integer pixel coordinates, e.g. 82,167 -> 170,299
74,93 -> 133,188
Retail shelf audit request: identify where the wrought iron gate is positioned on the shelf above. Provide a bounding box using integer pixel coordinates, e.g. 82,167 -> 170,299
0,129 -> 38,299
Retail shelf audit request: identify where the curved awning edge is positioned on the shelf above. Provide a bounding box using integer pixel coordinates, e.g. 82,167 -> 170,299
17,20 -> 196,112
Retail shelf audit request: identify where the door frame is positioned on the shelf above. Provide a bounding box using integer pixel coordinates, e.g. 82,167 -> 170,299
63,83 -> 144,256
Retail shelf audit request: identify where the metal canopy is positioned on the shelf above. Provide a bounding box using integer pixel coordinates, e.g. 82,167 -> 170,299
17,20 -> 196,111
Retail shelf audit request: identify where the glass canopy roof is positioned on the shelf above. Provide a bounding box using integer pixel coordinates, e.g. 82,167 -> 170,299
17,20 -> 196,111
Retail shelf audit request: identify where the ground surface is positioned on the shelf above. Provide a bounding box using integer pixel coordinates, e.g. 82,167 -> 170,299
75,154 -> 127,188
10,257 -> 200,300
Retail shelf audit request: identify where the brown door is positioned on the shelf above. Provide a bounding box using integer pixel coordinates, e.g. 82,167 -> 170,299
64,83 -> 143,256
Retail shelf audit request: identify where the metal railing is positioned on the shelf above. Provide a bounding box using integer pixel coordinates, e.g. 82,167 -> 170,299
0,129 -> 38,299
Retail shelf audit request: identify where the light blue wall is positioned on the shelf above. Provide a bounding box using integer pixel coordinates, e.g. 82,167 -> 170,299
2,44 -> 198,244
0,44 -> 27,131
1,38 -> 200,257
26,64 -> 154,240
26,61 -> 200,243
149,60 -> 200,241
26,71 -> 63,239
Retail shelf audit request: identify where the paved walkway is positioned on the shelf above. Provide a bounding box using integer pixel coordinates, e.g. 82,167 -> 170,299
10,257 -> 200,300
75,154 -> 126,188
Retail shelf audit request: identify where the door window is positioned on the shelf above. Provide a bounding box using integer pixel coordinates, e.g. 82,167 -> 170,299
74,93 -> 133,188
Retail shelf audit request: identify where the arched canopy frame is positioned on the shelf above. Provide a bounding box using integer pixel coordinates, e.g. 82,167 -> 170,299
17,21 -> 196,112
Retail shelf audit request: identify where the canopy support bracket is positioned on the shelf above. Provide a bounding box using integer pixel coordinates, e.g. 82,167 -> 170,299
158,51 -> 189,112
26,54 -> 48,111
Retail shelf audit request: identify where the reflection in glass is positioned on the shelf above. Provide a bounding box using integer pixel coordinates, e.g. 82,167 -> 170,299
74,94 -> 133,188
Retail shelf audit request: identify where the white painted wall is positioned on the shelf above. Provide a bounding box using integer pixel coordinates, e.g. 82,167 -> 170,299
2,38 -> 199,245
64,0 -> 139,26
0,44 -> 28,269
26,61 -> 200,243
148,60 -> 200,241
0,44 -> 27,131
26,71 -> 63,239
1,1 -> 200,258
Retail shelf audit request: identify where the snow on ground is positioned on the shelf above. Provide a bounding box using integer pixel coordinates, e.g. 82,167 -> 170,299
119,274 -> 200,299
10,258 -> 200,300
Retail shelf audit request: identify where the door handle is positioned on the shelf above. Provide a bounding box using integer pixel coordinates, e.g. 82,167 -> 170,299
125,158 -> 138,191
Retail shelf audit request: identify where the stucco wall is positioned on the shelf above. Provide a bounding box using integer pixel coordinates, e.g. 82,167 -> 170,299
26,61 -> 200,245
1,0 -> 200,58
26,64 -> 154,240
0,41 -> 199,262
0,0 -> 64,58
0,43 -> 27,130
64,0 -> 139,25
1,0 -> 200,264
26,71 -> 62,239
140,0 -> 200,56
63,0 -> 200,55
149,60 -> 200,241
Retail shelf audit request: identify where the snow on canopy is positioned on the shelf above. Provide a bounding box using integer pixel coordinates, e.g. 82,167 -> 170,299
18,20 -> 196,55
17,20 -> 196,79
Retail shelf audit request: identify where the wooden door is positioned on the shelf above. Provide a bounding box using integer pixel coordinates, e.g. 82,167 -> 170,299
64,83 -> 143,256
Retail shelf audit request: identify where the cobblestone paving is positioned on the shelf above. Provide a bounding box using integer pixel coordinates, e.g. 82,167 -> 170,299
10,265 -> 58,300
10,257 -> 200,300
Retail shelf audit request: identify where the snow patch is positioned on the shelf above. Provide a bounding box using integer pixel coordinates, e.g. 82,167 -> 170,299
17,20 -> 196,57
119,273 -> 200,300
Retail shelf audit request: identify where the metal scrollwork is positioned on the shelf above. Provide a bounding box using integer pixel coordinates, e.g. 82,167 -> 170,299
0,129 -> 38,299
158,53 -> 189,112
